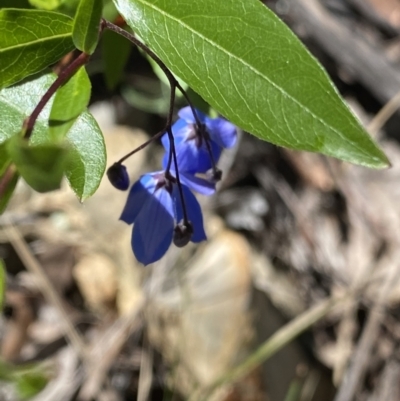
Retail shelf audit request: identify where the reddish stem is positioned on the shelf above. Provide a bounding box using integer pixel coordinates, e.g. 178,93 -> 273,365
23,52 -> 90,139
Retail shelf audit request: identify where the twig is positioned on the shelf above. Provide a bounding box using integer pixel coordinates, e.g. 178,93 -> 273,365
22,52 -> 90,139
2,221 -> 88,359
137,335 -> 153,401
368,89 -> 400,137
79,298 -> 144,400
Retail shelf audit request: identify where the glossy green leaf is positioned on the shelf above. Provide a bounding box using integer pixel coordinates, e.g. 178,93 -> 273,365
0,73 -> 106,200
114,0 -> 389,168
73,0 -> 103,54
7,137 -> 66,192
0,9 -> 74,89
102,29 -> 131,90
49,67 -> 91,140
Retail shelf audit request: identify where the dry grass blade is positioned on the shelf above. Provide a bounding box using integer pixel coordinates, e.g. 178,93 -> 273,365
368,89 -> 400,137
79,297 -> 144,401
137,337 -> 153,401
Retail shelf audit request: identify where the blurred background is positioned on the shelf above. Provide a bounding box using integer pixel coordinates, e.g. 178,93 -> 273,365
2,0 -> 400,400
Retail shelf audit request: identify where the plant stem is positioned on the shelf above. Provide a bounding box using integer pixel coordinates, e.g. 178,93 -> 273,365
102,20 -> 218,176
22,52 -> 90,139
104,20 -> 190,223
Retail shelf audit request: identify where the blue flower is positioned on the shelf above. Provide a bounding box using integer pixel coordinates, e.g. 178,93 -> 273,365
120,171 -> 213,265
162,107 -> 237,173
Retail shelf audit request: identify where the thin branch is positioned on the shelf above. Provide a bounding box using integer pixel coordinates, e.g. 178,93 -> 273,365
23,52 -> 90,139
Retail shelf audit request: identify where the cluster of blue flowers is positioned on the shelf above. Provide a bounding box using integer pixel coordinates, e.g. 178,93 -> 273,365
108,106 -> 237,265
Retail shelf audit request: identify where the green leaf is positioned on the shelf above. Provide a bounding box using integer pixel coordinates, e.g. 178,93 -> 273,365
0,9 -> 74,89
7,137 -> 66,192
49,67 -> 91,140
0,73 -> 106,200
0,0 -> 31,8
102,0 -> 119,20
102,29 -> 131,90
0,140 -> 10,175
114,0 -> 389,168
0,140 -> 19,214
63,112 -> 106,200
28,0 -> 62,10
73,0 -> 103,55
14,370 -> 48,400
0,167 -> 19,215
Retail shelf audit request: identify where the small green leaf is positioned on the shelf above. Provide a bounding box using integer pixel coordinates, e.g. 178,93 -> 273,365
0,73 -> 106,200
0,140 -> 10,175
102,0 -> 119,20
14,370 -> 48,400
0,259 -> 6,311
0,9 -> 74,89
7,137 -> 66,193
73,0 -> 103,55
114,0 -> 389,168
0,139 -> 19,214
64,112 -> 106,200
102,29 -> 131,90
49,67 -> 91,140
0,167 -> 19,215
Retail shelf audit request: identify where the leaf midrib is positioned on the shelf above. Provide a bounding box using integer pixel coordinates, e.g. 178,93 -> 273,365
0,33 -> 72,53
135,0 -> 370,158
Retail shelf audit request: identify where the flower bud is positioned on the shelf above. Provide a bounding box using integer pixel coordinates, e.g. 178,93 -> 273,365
173,221 -> 193,247
107,163 -> 130,190
207,167 -> 223,183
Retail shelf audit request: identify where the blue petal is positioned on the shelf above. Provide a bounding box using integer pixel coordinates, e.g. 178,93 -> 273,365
120,174 -> 157,224
197,140 -> 222,172
207,118 -> 237,148
161,118 -> 191,150
175,141 -> 212,173
174,185 -> 206,243
179,172 -> 216,195
178,106 -> 206,124
132,187 -> 174,265
162,137 -> 222,174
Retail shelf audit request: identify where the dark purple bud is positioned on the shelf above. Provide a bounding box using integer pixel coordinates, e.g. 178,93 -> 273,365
107,163 -> 130,190
173,221 -> 193,247
207,167 -> 223,183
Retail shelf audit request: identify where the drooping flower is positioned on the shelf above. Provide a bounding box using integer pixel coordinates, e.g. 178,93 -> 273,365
161,106 -> 237,173
120,171 -> 213,265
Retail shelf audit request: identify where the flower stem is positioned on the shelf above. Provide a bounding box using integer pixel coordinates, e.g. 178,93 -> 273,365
103,20 -> 197,223
104,20 -> 218,176
168,127 -> 190,225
